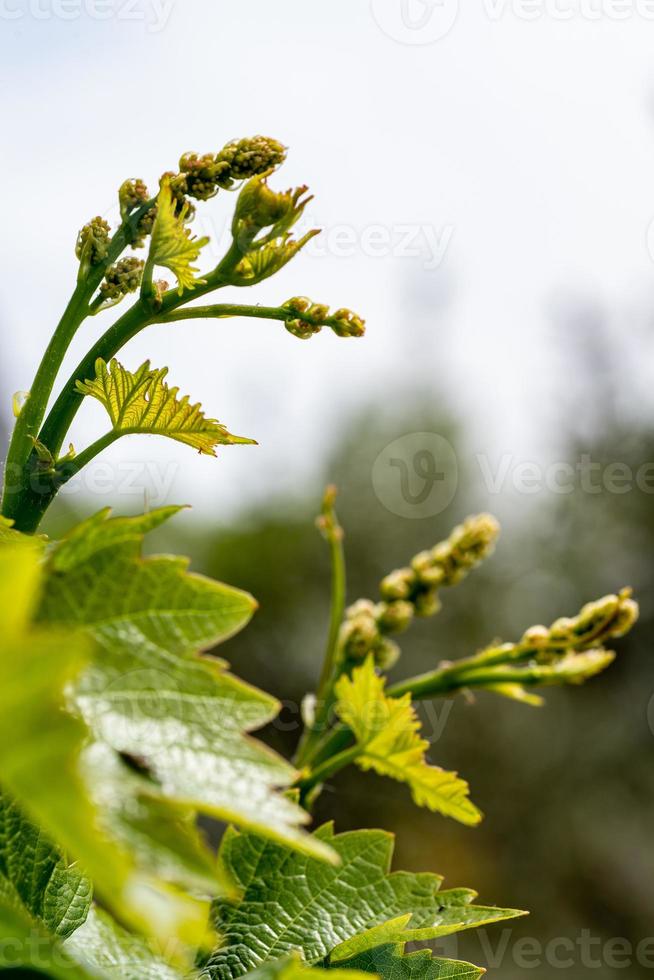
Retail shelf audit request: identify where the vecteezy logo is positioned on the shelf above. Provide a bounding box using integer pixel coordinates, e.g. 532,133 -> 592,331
370,0 -> 459,44
372,432 -> 458,518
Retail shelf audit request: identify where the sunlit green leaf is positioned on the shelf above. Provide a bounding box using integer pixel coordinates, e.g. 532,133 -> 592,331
76,359 -> 255,455
203,823 -> 522,979
38,507 -> 335,862
335,658 -> 481,825
150,178 -> 209,293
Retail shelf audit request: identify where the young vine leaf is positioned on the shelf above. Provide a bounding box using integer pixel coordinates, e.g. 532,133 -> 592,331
203,823 -> 523,979
76,358 -> 255,454
334,657 -> 481,825
333,945 -> 485,980
149,178 -> 209,293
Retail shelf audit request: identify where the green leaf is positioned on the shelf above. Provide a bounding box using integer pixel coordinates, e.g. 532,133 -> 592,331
65,921 -> 371,980
40,506 -> 256,651
203,823 -> 523,979
150,177 -> 209,293
233,231 -> 319,285
333,945 -> 484,980
0,795 -> 91,940
38,507 -> 335,863
79,742 -> 220,896
0,800 -> 192,980
0,515 -> 46,549
64,907 -> 186,980
76,359 -> 256,455
0,797 -> 108,979
241,955 -> 370,980
0,538 -> 212,955
334,658 -> 481,826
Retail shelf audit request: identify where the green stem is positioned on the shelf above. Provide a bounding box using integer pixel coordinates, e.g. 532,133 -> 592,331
386,647 -> 536,699
1,205 -> 152,528
295,489 -> 347,768
37,300 -> 155,460
38,243 -> 244,464
295,744 -> 361,799
5,431 -> 123,535
1,280 -> 90,521
140,253 -> 156,303
317,532 -> 346,695
302,650 -> 540,773
158,303 -> 295,325
55,432 -> 122,484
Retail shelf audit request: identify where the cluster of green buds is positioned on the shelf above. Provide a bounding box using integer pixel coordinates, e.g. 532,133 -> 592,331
476,587 -> 638,668
117,178 -> 155,248
115,137 -> 287,253
75,216 -> 111,275
95,257 -> 145,311
178,135 -> 286,201
394,587 -> 640,706
283,297 -> 366,340
118,178 -> 149,220
340,514 -> 500,669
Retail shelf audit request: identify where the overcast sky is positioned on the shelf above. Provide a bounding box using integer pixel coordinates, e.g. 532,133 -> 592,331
2,0 -> 654,521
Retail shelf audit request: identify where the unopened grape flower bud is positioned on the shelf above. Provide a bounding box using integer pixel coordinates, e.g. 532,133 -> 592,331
414,590 -> 442,618
178,153 -> 226,201
341,600 -> 381,660
380,568 -> 416,601
216,135 -> 286,184
411,551 -> 446,588
285,318 -> 322,341
75,217 -> 111,266
377,600 -> 414,635
374,638 -> 401,671
119,178 -> 149,220
436,513 -> 500,587
330,308 -> 366,338
610,590 -> 639,637
99,257 -> 145,302
521,625 -> 550,651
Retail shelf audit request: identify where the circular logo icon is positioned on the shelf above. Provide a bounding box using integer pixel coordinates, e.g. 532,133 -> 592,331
372,432 -> 458,518
371,0 -> 459,44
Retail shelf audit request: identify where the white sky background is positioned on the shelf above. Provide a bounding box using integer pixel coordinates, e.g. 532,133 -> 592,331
2,0 -> 654,521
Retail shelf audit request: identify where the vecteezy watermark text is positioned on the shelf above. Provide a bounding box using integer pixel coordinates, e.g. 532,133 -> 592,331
372,434 -> 654,519
0,0 -> 175,32
195,215 -> 455,272
475,927 -> 654,970
371,0 -> 654,47
0,459 -> 179,506
478,452 -> 654,496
